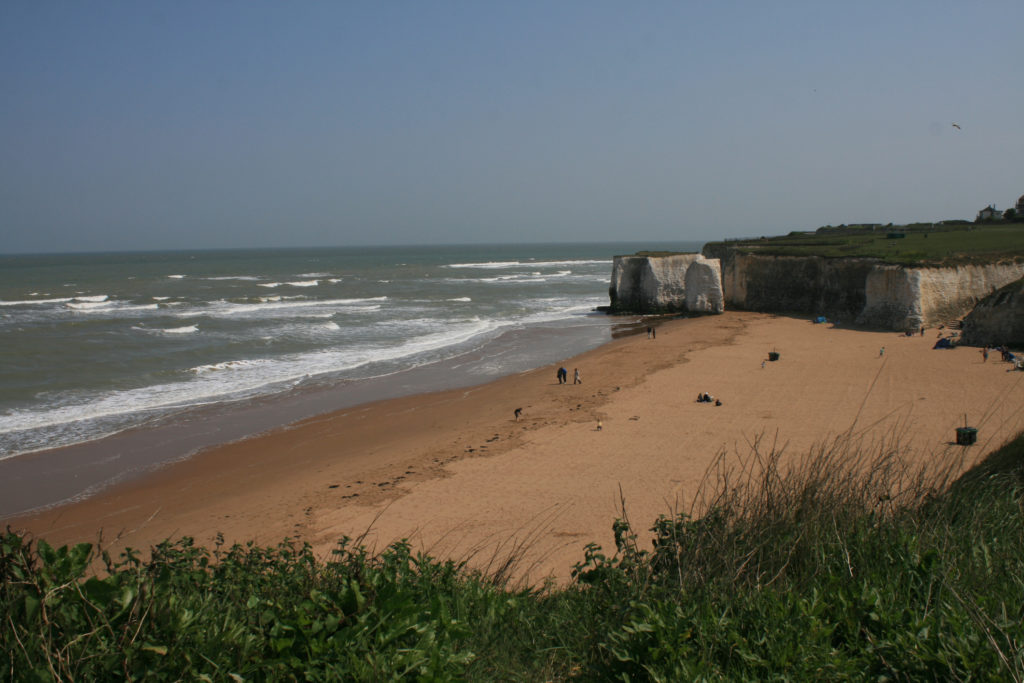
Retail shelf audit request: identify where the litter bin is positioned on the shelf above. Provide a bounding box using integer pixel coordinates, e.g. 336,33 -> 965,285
768,352 -> 780,362
955,427 -> 977,446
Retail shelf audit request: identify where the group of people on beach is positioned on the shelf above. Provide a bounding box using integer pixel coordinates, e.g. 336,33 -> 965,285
696,392 -> 721,406
556,367 -> 581,385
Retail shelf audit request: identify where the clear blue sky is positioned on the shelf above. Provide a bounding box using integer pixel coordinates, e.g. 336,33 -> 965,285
2,1 -> 1022,253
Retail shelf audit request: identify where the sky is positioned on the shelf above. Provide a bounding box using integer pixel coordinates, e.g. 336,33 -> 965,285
1,1 -> 1022,254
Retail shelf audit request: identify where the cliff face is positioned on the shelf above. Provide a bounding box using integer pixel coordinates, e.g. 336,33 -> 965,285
960,277 -> 1024,347
703,248 -> 876,320
701,244 -> 1024,329
608,254 -> 724,314
860,263 -> 1024,329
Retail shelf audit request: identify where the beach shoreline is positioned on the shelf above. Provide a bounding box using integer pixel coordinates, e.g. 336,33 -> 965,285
0,313 -> 633,518
7,312 -> 1024,586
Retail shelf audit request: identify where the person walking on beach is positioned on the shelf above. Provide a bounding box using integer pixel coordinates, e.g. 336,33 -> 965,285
982,347 -> 989,362
652,327 -> 656,339
557,367 -> 567,384
879,347 -> 885,357
573,368 -> 581,384
647,327 -> 651,339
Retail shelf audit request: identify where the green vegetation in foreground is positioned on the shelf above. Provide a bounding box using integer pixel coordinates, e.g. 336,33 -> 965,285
4,432 -> 1024,680
705,223 -> 1024,266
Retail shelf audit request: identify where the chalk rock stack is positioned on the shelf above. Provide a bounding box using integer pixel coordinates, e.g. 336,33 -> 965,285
608,253 -> 724,314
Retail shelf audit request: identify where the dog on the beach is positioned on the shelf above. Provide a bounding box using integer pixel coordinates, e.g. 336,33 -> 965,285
514,408 -> 522,421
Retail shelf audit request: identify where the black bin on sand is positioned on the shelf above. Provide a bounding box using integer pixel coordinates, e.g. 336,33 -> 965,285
956,427 -> 977,446
768,352 -> 780,362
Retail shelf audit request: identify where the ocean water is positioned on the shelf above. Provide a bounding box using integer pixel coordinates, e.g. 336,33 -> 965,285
0,242 -> 700,463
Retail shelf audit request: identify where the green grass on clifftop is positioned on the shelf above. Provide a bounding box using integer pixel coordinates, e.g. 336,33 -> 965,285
705,223 -> 1024,266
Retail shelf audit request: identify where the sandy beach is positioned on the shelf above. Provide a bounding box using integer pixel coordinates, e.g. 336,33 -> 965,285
7,312 -> 1024,585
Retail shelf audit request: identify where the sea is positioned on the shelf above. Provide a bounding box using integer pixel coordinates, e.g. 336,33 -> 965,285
0,242 -> 700,513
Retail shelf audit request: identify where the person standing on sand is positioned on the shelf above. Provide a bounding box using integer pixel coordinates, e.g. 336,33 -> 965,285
647,327 -> 651,339
652,327 -> 656,339
982,347 -> 989,362
573,368 -> 581,384
879,347 -> 885,357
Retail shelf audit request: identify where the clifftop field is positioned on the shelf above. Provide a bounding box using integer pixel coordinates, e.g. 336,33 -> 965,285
705,223 -> 1024,266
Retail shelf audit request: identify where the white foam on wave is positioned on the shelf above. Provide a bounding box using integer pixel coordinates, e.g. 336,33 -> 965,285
0,297 -> 74,306
189,296 -> 387,317
65,299 -> 163,313
322,321 -> 341,331
133,324 -> 198,334
261,279 -> 320,288
448,297 -> 472,302
205,275 -> 264,281
446,259 -> 610,269
448,273 -> 552,284
300,272 -> 332,278
334,304 -> 381,314
66,301 -> 115,311
75,295 -> 109,303
190,359 -> 268,374
152,296 -> 171,301
167,274 -> 186,279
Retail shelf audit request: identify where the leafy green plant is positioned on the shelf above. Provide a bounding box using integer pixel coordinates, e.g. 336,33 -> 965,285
4,431 -> 1024,680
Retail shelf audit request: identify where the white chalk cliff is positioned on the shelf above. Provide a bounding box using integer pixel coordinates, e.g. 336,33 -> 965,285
860,262 -> 1024,329
700,244 -> 1024,330
608,253 -> 724,314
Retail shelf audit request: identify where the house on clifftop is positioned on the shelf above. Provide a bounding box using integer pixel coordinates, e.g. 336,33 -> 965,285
977,205 -> 1002,222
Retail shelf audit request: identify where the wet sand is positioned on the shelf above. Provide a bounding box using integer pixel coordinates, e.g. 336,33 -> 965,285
7,312 -> 1024,585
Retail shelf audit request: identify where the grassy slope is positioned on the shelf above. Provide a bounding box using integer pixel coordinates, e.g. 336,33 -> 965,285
4,432 -> 1023,681
705,223 -> 1024,266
